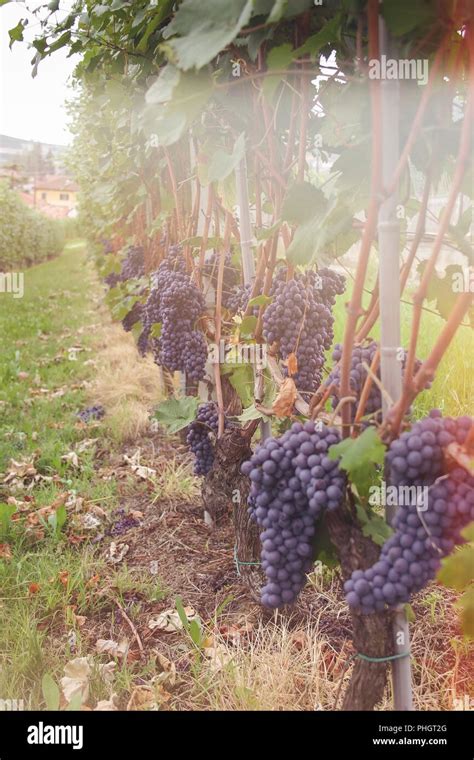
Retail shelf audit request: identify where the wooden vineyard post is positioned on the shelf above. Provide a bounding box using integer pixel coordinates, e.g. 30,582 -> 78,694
377,18 -> 414,711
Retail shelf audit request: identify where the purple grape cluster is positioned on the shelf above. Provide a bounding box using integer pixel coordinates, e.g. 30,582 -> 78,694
76,405 -> 105,423
119,245 -> 145,281
108,508 -> 140,537
203,251 -> 240,292
262,269 -> 345,397
139,249 -> 207,379
186,403 -> 220,475
326,340 -> 424,424
344,412 -> 474,614
224,283 -> 253,314
104,272 -> 121,289
241,420 -> 346,608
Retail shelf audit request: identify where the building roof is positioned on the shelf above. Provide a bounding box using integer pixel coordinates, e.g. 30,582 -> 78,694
19,192 -> 35,207
35,175 -> 79,192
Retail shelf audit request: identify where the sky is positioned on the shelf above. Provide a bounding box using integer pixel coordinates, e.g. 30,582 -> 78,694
0,3 -> 78,146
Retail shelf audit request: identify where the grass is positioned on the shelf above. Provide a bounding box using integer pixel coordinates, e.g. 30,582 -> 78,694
0,243 -> 167,709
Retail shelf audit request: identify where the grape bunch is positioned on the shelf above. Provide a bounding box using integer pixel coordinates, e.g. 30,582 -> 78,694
326,340 -> 424,424
224,283 -> 253,315
77,405 -> 105,423
241,420 -> 346,608
104,272 -> 121,289
203,251 -> 240,291
186,402 -> 223,475
263,268 -> 345,397
344,412 -> 474,614
119,245 -> 145,281
139,249 -> 208,379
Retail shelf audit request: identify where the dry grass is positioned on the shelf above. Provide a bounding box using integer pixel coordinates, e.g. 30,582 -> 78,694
151,456 -> 201,505
90,324 -> 163,441
175,577 -> 473,712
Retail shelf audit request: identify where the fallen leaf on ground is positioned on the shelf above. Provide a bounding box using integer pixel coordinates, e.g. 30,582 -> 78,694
94,694 -> 119,711
148,606 -> 198,633
152,652 -> 177,687
61,451 -> 80,469
28,582 -> 40,595
108,542 -> 129,564
0,544 -> 12,560
127,685 -> 169,711
95,639 -> 129,659
98,662 -> 116,685
60,657 -> 91,704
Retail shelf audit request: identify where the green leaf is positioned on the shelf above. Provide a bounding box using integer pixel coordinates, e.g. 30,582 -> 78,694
381,0 -> 435,37
293,13 -> 341,57
328,427 -> 386,499
145,65 -> 181,105
207,133 -> 246,184
282,182 -> 326,226
239,314 -> 257,336
237,403 -> 271,423
9,20 -> 26,48
355,503 -> 392,546
438,544 -> 474,592
267,0 -> 288,23
248,294 -> 273,307
262,42 -> 294,101
164,0 -> 254,71
154,396 -> 200,435
42,674 -> 60,711
226,364 -> 254,407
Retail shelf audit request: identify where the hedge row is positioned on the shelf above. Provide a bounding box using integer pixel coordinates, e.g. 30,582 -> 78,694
0,181 -> 68,269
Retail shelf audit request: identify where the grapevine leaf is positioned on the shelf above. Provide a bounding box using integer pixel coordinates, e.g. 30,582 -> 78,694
239,314 -> 257,336
437,544 -> 474,592
207,133 -> 246,184
9,19 -> 27,47
328,427 -> 386,499
267,0 -> 288,23
281,182 -> 326,226
237,403 -> 271,423
248,294 -> 273,307
293,13 -> 341,57
381,0 -> 435,37
262,42 -> 294,100
154,396 -> 200,434
226,364 -> 254,407
145,64 -> 181,105
164,0 -> 254,71
355,503 -> 392,546
457,586 -> 474,639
